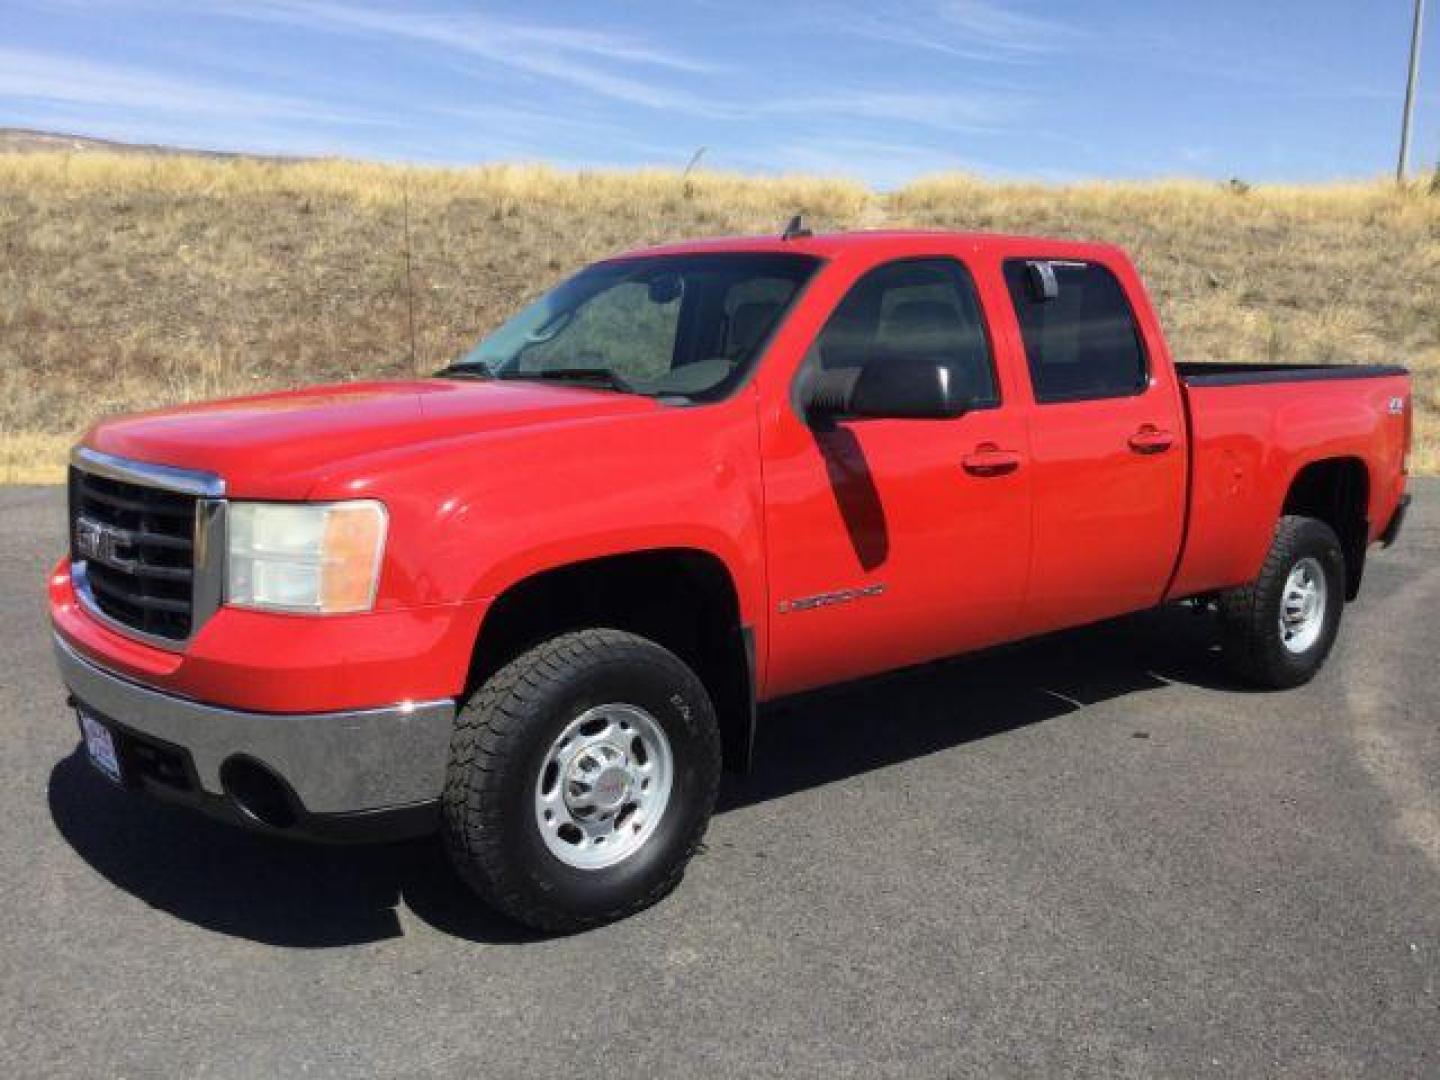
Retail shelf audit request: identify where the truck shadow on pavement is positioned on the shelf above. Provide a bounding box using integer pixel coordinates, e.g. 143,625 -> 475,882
48,604 -> 1254,948
47,750 -> 537,947
719,603 -> 1254,812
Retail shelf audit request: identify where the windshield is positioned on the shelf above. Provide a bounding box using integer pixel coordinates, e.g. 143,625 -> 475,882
444,253 -> 821,399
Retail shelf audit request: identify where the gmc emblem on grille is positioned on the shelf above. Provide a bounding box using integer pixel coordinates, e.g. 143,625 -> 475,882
75,516 -> 138,573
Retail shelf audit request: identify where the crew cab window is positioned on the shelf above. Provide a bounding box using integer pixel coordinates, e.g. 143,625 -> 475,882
810,258 -> 998,407
1002,260 -> 1147,403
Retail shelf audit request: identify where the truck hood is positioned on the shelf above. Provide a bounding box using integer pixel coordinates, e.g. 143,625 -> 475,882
85,379 -> 661,495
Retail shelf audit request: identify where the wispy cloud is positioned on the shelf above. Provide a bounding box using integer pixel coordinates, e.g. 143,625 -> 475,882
757,89 -> 1014,134
0,45 -> 388,126
208,2 -> 1027,136
214,1 -> 727,115
468,23 -> 715,74
0,1 -> 1056,181
830,0 -> 1085,62
1178,61 -> 1394,103
929,0 -> 1085,53
428,102 -> 691,163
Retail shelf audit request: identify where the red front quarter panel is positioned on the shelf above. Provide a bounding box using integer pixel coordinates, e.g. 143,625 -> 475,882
304,394 -> 768,618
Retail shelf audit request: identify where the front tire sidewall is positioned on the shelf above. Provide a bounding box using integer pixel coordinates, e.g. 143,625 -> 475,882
488,646 -> 717,922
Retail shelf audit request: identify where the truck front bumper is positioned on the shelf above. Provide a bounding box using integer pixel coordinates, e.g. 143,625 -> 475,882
54,634 -> 455,843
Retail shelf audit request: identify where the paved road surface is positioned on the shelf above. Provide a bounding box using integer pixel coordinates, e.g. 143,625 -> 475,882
2,483 -> 1436,1078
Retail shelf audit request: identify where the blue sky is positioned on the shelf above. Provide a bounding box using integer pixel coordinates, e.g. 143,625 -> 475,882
3,0 -> 1437,187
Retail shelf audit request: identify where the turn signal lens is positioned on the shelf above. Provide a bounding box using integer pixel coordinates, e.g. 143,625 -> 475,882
320,503 -> 387,612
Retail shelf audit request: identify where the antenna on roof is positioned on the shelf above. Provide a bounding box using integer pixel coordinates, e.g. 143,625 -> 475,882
781,213 -> 812,241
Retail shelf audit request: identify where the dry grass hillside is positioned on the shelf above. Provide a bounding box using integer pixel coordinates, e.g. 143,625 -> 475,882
2,151 -> 1436,481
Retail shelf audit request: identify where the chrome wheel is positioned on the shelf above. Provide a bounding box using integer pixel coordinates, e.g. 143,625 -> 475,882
534,703 -> 673,870
1278,556 -> 1327,654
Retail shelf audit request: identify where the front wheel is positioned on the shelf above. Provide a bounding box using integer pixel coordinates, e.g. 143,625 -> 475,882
442,629 -> 722,933
1218,515 -> 1346,689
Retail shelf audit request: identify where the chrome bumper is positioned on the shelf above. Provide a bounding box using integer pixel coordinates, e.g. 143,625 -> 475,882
53,634 -> 455,816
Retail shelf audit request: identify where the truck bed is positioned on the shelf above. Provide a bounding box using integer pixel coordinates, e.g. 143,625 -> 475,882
1167,362 -> 1411,602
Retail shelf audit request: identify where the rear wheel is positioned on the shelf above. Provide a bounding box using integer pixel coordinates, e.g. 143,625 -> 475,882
1218,515 -> 1346,688
442,628 -> 721,933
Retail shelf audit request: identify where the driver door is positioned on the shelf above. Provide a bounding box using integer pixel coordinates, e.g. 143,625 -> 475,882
760,256 -> 1032,697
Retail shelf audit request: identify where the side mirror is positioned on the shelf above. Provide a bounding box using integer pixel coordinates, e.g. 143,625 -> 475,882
806,355 -> 969,421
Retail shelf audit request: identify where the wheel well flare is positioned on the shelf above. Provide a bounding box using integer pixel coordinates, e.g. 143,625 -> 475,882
468,550 -> 754,770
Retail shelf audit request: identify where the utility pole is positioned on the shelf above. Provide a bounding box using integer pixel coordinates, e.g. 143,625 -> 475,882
1398,0 -> 1426,182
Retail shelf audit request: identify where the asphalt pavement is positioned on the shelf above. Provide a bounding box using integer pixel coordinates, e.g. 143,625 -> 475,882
2,482 -> 1436,1078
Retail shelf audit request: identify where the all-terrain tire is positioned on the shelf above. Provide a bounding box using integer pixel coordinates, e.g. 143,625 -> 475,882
1218,515 -> 1346,689
442,628 -> 722,933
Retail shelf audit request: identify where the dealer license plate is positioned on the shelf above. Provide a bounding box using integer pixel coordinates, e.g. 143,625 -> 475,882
78,709 -> 123,784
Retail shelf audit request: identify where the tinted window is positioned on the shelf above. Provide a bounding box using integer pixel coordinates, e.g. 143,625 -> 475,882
450,253 -> 820,400
1003,260 -> 1147,403
810,258 -> 998,407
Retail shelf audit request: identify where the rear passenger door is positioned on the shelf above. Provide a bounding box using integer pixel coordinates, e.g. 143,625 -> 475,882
1001,258 -> 1186,634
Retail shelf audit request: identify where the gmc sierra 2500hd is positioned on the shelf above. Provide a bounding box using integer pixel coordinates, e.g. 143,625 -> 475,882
51,227 -> 1411,931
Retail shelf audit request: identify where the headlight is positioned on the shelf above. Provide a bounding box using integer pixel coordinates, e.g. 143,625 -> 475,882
226,501 -> 387,614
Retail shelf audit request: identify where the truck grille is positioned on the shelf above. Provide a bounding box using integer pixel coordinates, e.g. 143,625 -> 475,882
68,450 -> 226,645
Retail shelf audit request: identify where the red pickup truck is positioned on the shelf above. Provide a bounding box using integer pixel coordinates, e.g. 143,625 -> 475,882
51,228 -> 1412,931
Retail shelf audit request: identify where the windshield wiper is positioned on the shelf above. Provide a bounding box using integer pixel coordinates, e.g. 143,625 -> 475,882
499,368 -> 640,394
436,360 -> 496,379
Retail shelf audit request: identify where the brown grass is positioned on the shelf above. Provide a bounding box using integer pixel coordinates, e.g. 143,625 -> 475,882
2,152 -> 1436,481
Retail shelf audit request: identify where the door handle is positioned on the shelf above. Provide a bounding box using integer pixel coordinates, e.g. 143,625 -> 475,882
962,445 -> 1022,476
1128,426 -> 1175,454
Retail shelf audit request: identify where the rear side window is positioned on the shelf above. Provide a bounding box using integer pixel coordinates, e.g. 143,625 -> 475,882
812,257 -> 998,407
1002,260 -> 1147,403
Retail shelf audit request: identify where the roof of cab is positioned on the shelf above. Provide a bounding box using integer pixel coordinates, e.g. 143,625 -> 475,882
615,229 -> 1127,264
